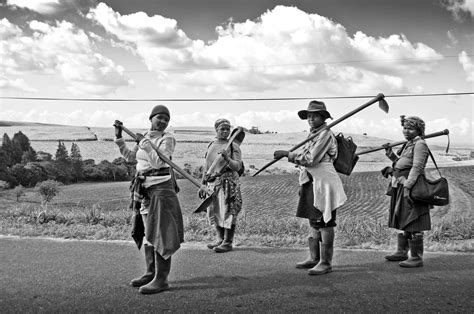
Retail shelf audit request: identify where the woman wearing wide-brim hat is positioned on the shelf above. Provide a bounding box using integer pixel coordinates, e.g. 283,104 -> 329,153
114,104 -> 184,294
274,100 -> 347,275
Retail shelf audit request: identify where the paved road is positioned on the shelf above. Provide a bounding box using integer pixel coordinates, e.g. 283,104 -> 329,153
1,236 -> 473,313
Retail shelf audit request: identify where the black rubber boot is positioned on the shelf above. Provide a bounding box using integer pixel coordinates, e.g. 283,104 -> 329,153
139,253 -> 171,294
308,227 -> 334,275
296,235 -> 321,269
214,225 -> 235,253
207,226 -> 225,249
130,244 -> 155,287
385,232 -> 409,261
399,234 -> 424,268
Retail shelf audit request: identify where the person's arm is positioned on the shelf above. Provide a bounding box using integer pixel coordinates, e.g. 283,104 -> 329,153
139,135 -> 175,169
287,129 -> 333,167
404,140 -> 429,189
114,138 -> 138,162
223,143 -> 242,172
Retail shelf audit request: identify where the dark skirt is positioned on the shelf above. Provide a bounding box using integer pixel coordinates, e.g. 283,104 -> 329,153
145,180 -> 184,260
296,181 -> 337,228
388,183 -> 431,231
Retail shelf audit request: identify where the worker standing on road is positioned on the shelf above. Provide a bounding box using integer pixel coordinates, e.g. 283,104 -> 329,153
273,101 -> 347,275
198,118 -> 244,253
381,115 -> 431,268
114,105 -> 184,294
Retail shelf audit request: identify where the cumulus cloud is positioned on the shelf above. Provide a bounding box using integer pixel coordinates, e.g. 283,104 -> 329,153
6,0 -> 95,15
458,51 -> 474,82
442,0 -> 474,20
87,4 -> 441,94
0,18 -> 133,95
0,75 -> 37,92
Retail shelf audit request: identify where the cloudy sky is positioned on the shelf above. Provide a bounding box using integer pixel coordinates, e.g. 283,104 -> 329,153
0,0 -> 473,146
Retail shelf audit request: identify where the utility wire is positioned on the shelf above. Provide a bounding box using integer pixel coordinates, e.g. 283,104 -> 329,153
1,92 -> 473,102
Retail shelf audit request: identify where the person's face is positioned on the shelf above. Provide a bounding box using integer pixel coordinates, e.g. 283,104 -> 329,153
150,114 -> 169,131
402,125 -> 418,141
307,112 -> 325,129
216,124 -> 231,139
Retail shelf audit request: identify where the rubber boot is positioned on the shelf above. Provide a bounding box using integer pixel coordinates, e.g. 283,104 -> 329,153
207,226 -> 225,249
308,227 -> 334,275
130,244 -> 155,287
399,234 -> 424,268
296,236 -> 320,269
139,253 -> 171,294
214,225 -> 235,253
385,232 -> 408,261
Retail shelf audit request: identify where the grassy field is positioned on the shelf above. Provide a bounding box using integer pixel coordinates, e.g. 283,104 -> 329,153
1,166 -> 472,252
1,122 -> 470,173
1,122 -> 472,251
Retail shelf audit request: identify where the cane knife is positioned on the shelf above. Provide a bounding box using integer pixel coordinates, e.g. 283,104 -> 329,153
252,93 -> 389,177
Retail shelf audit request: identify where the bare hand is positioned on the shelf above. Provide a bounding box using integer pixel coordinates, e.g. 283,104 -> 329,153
113,120 -> 123,138
274,150 -> 289,159
220,150 -> 230,162
198,185 -> 212,199
135,133 -> 145,143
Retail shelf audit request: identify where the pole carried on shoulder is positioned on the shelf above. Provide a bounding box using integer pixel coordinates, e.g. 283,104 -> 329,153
252,93 -> 389,177
114,121 -> 204,188
356,129 -> 450,156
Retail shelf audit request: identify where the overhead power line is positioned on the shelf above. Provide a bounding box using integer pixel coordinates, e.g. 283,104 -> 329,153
1,92 -> 473,102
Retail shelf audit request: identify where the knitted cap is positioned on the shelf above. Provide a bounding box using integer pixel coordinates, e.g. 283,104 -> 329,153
149,105 -> 170,120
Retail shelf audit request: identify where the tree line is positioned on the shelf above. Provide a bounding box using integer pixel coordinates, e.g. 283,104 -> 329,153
0,132 -> 136,189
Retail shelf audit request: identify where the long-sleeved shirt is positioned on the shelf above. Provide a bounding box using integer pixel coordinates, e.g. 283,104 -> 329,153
115,130 -> 176,188
387,136 -> 429,189
288,125 -> 337,167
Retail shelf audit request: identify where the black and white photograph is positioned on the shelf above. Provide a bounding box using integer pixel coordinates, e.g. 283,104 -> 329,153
0,0 -> 473,312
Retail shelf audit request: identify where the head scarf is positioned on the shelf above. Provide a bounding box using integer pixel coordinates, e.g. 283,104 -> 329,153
214,118 -> 231,130
400,115 -> 425,136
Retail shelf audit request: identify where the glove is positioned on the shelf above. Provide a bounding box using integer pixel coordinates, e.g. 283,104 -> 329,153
113,120 -> 123,139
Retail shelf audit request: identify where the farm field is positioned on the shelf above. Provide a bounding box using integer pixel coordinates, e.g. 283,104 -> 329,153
1,122 -> 470,173
1,166 -> 472,221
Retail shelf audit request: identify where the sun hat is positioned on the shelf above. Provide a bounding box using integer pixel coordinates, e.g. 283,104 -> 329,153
297,100 -> 333,120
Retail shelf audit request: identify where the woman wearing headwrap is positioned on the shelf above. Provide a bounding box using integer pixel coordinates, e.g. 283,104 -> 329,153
382,115 -> 431,268
199,118 -> 243,253
114,104 -> 184,294
274,100 -> 347,275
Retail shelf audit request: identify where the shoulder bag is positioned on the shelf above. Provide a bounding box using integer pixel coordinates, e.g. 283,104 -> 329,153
409,146 -> 449,206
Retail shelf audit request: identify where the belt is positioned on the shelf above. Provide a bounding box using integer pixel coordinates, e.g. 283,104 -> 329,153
139,168 -> 170,177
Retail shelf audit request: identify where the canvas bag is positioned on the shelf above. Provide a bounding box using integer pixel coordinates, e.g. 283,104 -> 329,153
410,146 -> 449,206
333,133 -> 359,175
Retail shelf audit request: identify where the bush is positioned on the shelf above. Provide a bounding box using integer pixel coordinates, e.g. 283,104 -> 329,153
35,180 -> 62,204
14,185 -> 25,201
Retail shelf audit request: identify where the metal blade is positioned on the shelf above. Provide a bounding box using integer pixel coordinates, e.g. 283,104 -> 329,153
193,192 -> 216,213
378,98 -> 389,113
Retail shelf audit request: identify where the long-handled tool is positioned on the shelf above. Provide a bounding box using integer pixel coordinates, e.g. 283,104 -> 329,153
114,122 -> 204,188
202,127 -> 245,183
113,121 -> 217,213
252,93 -> 389,177
356,129 -> 450,156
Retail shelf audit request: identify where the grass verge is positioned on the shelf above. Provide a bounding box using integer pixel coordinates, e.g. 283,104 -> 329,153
1,203 -> 472,252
